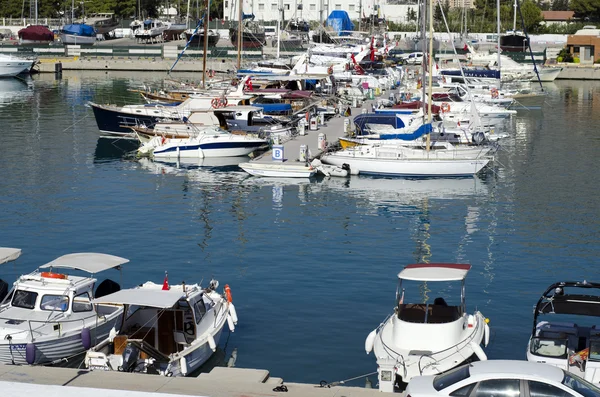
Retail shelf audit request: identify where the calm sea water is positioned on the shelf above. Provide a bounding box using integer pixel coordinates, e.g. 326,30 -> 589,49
0,72 -> 598,385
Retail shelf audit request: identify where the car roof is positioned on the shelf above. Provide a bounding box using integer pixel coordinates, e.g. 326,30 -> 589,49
468,360 -> 564,381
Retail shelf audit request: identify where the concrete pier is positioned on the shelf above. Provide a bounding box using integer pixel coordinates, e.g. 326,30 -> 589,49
0,364 -> 382,397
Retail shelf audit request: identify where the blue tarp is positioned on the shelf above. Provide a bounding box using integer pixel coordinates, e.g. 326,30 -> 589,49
253,103 -> 293,114
326,10 -> 354,36
354,113 -> 406,135
379,123 -> 432,140
61,23 -> 95,36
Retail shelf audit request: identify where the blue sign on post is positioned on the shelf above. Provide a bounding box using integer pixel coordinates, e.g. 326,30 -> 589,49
272,145 -> 284,162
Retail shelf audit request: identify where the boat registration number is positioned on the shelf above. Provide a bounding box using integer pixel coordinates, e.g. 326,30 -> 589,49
9,344 -> 26,351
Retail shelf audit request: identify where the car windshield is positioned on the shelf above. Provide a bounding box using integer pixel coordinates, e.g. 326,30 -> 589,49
433,365 -> 471,391
562,371 -> 600,397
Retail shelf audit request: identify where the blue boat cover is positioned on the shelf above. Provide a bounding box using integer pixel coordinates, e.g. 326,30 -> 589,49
378,123 -> 432,140
354,113 -> 406,134
61,23 -> 95,36
440,68 -> 501,79
253,103 -> 292,113
242,13 -> 255,20
326,10 -> 354,36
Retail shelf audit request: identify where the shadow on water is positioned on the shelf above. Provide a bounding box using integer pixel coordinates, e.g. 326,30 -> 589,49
94,136 -> 140,162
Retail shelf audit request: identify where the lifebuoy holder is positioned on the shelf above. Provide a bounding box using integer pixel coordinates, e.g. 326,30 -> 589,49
41,272 -> 67,280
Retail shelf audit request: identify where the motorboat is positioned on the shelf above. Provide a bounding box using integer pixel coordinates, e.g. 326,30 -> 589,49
239,162 -> 317,178
17,25 -> 54,44
137,125 -> 268,159
59,23 -> 97,45
365,263 -> 490,392
184,29 -> 221,47
213,106 -> 295,139
229,18 -> 266,49
84,278 -> 238,377
79,13 -> 120,36
0,54 -> 35,78
0,253 -> 127,365
135,19 -> 167,43
526,281 -> 600,383
163,20 -> 187,41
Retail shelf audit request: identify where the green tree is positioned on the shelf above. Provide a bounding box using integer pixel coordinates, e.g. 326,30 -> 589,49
519,0 -> 543,31
570,0 -> 600,20
551,0 -> 569,10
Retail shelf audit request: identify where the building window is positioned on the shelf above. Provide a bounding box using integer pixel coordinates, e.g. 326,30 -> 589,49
284,4 -> 290,9
258,3 -> 265,9
225,0 -> 228,7
309,3 -> 316,10
335,3 -> 341,9
348,4 -> 354,10
271,3 -> 277,10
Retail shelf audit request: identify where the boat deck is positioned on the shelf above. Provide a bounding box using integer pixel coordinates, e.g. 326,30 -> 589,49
0,364 -> 385,397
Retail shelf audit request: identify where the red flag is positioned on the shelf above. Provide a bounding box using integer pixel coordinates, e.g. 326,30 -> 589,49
162,271 -> 169,290
350,53 -> 356,65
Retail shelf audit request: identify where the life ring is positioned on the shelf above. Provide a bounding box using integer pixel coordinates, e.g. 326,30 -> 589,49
224,284 -> 233,303
327,66 -> 333,74
441,102 -> 451,113
219,97 -> 228,107
569,348 -> 589,365
211,98 -> 219,108
41,272 -> 67,280
490,87 -> 499,99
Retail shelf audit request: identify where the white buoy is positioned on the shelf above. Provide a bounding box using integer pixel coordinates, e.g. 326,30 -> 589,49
471,342 -> 487,361
207,334 -> 217,352
180,356 -> 188,376
227,314 -> 236,332
484,322 -> 490,347
229,303 -> 238,324
365,329 -> 377,354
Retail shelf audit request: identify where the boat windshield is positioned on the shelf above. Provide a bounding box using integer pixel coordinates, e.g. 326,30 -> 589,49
433,364 -> 470,391
562,371 -> 600,397
12,290 -> 38,309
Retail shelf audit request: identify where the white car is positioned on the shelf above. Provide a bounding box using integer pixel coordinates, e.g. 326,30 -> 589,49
399,52 -> 424,65
405,360 -> 600,397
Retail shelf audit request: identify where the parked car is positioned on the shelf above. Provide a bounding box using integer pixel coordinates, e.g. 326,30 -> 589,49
398,51 -> 424,65
405,360 -> 600,397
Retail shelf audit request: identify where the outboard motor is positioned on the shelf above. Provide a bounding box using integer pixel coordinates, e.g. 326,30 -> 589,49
472,131 -> 487,145
120,343 -> 140,372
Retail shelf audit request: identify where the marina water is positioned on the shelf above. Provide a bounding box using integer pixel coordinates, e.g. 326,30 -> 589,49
0,71 -> 598,385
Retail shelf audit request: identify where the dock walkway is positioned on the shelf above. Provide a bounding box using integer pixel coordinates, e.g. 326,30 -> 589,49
0,364 -> 383,397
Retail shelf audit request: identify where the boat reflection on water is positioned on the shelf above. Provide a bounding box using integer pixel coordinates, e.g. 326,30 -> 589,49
94,136 -> 140,162
0,77 -> 34,108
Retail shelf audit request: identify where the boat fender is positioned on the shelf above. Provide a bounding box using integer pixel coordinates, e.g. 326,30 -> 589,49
224,284 -> 233,303
471,341 -> 487,361
229,302 -> 238,324
484,321 -> 490,347
365,329 -> 377,354
208,334 -> 217,352
81,327 -> 92,350
180,356 -> 188,376
26,342 -> 35,365
227,314 -> 236,333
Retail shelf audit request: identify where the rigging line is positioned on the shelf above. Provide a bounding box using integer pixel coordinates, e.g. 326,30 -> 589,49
515,0 -> 543,91
62,114 -> 89,132
169,19 -> 204,74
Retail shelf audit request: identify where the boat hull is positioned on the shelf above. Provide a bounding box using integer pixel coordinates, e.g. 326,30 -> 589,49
60,33 -> 96,45
152,139 -> 266,158
90,103 -> 178,136
239,163 -> 316,178
229,29 -> 266,48
185,31 -> 220,47
0,58 -> 34,77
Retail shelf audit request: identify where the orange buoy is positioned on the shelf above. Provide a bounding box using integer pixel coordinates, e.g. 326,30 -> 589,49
41,272 -> 67,280
224,284 -> 233,303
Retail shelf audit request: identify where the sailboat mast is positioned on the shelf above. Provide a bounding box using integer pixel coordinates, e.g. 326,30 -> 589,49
497,0 -> 501,72
276,0 -> 281,58
236,0 -> 243,69
426,0 -> 433,152
186,0 -> 191,29
202,0 -> 210,88
512,0 -> 517,31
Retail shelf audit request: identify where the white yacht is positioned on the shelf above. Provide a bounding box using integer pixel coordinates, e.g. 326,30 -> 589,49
0,54 -> 35,78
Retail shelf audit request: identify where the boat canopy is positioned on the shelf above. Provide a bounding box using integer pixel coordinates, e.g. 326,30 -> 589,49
0,248 -> 21,265
17,25 -> 54,41
92,288 -> 185,308
39,253 -> 129,273
379,123 -> 432,141
354,113 -> 406,133
398,263 -> 471,282
326,10 -> 354,36
61,23 -> 96,36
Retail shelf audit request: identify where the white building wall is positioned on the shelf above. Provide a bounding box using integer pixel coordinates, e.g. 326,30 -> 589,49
223,0 -> 419,23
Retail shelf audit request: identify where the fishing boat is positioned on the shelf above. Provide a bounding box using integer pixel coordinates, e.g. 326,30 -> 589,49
239,162 -> 317,178
135,19 -> 167,43
526,281 -> 600,382
0,253 -> 127,365
59,23 -> 97,45
17,25 -> 54,44
85,278 -> 238,377
365,263 -> 490,391
0,54 -> 35,77
229,15 -> 266,49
